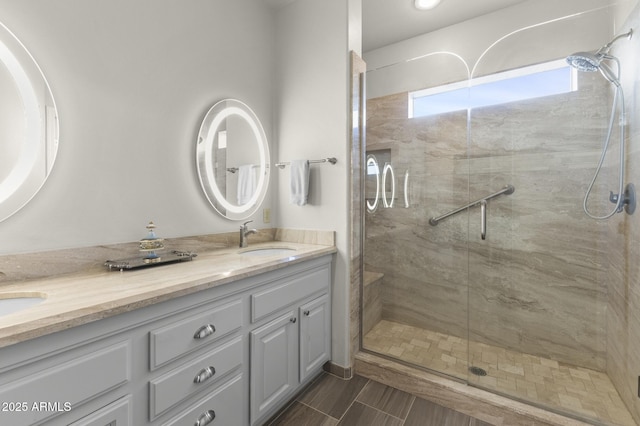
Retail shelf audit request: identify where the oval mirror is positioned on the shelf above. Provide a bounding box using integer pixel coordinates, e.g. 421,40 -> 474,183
0,22 -> 58,222
196,99 -> 270,220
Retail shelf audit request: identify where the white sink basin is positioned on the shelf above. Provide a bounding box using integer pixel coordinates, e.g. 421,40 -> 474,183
240,248 -> 297,257
0,293 -> 46,317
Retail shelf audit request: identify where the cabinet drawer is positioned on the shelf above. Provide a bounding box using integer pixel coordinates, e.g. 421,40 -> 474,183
150,336 -> 243,419
150,299 -> 242,369
162,374 -> 243,426
251,266 -> 329,322
68,395 -> 132,426
0,341 -> 130,426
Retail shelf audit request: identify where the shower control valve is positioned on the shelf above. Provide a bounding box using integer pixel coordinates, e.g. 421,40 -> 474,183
609,183 -> 636,215
610,191 -> 626,213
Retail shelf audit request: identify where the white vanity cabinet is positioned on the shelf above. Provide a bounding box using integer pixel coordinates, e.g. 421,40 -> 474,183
0,253 -> 332,426
249,262 -> 332,425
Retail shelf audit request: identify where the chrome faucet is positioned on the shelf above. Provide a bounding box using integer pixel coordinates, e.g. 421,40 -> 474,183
240,220 -> 258,248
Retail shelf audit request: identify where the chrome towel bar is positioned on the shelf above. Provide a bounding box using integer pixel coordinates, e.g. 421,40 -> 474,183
275,157 -> 337,169
429,185 -> 515,226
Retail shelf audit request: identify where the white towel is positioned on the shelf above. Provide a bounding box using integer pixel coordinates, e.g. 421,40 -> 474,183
290,160 -> 310,206
237,164 -> 256,205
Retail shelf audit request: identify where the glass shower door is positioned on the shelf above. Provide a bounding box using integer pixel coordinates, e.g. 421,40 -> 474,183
465,7 -> 635,424
362,53 -> 472,381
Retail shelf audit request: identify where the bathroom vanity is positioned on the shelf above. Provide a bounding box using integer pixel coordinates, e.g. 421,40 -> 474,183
0,241 -> 334,426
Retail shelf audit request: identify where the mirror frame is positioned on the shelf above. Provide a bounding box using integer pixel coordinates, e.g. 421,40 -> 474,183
196,99 -> 270,220
0,21 -> 58,222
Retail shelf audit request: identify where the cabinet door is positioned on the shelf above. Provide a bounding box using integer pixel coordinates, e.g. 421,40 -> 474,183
250,311 -> 297,424
299,294 -> 330,382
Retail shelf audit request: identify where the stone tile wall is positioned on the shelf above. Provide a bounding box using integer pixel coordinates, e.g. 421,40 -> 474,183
605,2 -> 640,422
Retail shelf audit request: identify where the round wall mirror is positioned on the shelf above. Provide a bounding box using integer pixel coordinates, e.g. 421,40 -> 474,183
196,99 -> 270,220
0,22 -> 58,222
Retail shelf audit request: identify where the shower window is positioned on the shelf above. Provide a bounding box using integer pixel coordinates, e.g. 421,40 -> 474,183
409,59 -> 577,118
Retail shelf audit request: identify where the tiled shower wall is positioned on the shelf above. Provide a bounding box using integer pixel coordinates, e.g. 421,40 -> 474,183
364,70 -> 613,372
606,2 -> 640,422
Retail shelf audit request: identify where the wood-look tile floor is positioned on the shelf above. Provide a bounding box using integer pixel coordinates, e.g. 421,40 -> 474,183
266,372 -> 493,426
363,320 -> 636,426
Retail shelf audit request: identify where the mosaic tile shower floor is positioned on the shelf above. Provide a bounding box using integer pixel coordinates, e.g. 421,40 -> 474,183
363,320 -> 635,425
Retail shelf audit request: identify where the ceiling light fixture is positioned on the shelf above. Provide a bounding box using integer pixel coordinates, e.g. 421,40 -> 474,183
414,0 -> 441,10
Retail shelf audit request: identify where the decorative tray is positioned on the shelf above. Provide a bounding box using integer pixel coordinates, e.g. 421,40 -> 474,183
105,250 -> 197,271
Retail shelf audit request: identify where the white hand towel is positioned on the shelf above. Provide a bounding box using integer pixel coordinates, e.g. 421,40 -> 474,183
237,164 -> 256,205
290,160 -> 310,206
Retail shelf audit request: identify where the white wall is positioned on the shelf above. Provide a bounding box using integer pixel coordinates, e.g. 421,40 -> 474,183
615,0 -> 640,27
273,0 -> 353,367
0,0 -> 276,254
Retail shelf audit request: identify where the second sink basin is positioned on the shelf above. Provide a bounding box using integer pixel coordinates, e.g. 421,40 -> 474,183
240,248 -> 297,257
0,293 -> 46,317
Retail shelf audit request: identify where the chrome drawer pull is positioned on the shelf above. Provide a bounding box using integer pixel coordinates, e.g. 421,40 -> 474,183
194,366 -> 216,384
193,324 -> 216,339
195,409 -> 216,426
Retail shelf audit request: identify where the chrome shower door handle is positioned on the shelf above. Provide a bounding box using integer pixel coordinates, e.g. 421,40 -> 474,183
480,200 -> 487,240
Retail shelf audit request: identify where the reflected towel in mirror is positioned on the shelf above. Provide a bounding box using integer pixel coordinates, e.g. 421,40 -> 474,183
237,164 -> 256,205
290,160 -> 310,206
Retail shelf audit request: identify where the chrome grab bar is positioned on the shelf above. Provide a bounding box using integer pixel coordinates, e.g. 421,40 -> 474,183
480,200 -> 487,240
429,185 -> 515,226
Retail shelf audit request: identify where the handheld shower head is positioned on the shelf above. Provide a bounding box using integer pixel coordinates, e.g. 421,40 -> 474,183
566,51 -> 601,72
566,29 -> 635,220
566,29 -> 632,87
566,51 -> 621,86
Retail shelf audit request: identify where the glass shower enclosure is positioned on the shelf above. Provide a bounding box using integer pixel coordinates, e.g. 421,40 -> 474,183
361,2 -> 638,424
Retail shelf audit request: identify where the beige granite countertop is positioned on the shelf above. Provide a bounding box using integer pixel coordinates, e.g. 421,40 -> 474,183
0,238 -> 336,349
